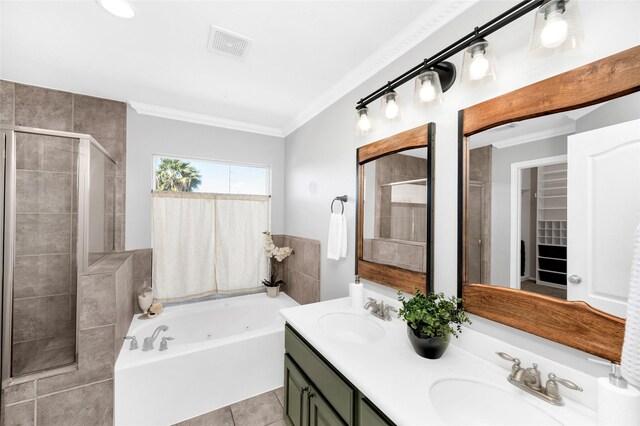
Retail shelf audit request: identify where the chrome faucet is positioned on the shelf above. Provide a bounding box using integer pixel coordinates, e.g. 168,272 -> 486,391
497,352 -> 582,405
124,335 -> 138,350
159,336 -> 174,351
364,297 -> 397,321
142,325 -> 169,351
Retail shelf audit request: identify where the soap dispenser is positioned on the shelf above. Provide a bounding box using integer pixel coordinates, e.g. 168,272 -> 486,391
349,275 -> 364,309
596,363 -> 640,426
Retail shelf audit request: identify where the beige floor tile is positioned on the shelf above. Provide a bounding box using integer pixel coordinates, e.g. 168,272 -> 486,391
230,391 -> 283,426
174,406 -> 234,426
274,387 -> 284,408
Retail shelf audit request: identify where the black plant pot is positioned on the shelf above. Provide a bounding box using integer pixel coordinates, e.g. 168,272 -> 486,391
406,325 -> 449,359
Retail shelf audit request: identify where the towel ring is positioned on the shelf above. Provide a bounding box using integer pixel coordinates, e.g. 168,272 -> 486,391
331,195 -> 348,214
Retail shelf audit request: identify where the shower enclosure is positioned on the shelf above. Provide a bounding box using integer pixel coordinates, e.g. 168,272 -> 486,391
0,125 -> 116,384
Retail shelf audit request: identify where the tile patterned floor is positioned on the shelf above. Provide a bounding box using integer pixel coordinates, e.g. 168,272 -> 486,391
175,388 -> 285,426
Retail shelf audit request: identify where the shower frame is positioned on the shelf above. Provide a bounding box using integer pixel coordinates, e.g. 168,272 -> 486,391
0,125 -> 117,387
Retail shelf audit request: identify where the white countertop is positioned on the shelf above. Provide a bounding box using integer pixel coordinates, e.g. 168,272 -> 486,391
280,295 -> 596,426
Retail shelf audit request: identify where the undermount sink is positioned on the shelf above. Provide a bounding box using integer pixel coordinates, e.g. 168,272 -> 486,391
318,312 -> 385,344
430,378 -> 562,426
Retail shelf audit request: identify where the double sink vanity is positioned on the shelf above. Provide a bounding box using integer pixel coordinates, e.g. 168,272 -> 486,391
279,47 -> 640,426
280,290 -> 596,426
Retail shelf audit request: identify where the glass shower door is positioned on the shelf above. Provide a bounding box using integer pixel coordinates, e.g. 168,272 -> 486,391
5,129 -> 81,377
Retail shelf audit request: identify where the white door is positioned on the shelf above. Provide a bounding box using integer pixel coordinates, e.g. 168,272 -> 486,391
567,119 -> 640,318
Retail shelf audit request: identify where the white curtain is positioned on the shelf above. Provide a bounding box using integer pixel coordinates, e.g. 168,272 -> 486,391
214,197 -> 269,292
152,192 -> 269,302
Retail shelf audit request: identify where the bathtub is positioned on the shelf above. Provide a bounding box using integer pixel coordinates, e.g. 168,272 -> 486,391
114,292 -> 299,426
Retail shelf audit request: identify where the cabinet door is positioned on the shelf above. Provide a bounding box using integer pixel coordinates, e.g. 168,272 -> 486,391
358,398 -> 393,426
285,355 -> 311,426
309,387 -> 346,426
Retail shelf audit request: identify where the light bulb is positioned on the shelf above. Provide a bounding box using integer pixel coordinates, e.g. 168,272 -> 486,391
358,113 -> 371,132
384,99 -> 399,119
419,80 -> 436,102
540,11 -> 568,48
97,0 -> 136,18
469,51 -> 490,80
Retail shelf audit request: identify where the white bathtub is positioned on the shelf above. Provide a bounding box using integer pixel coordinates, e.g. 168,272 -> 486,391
114,292 -> 299,426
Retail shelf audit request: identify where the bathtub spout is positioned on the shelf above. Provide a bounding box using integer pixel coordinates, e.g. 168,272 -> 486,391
142,325 -> 169,351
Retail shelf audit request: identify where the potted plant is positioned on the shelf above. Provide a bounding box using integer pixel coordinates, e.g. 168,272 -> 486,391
262,232 -> 293,298
397,289 -> 471,359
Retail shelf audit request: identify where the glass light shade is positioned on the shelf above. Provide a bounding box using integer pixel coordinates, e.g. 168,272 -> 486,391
380,91 -> 402,122
460,39 -> 498,86
355,107 -> 373,135
529,0 -> 583,58
413,70 -> 444,107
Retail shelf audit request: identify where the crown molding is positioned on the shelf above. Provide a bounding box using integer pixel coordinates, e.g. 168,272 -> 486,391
281,0 -> 479,137
128,101 -> 284,138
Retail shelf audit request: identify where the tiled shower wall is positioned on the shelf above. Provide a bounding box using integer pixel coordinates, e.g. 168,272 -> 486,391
0,80 -> 127,248
273,235 -> 320,305
1,251 -> 134,426
0,81 -> 128,425
375,153 -> 427,241
12,133 -> 79,376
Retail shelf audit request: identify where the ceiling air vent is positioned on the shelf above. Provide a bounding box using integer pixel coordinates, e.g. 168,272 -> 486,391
208,25 -> 252,60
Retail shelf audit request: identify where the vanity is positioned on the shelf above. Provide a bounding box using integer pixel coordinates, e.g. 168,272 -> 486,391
280,293 -> 597,426
281,47 -> 640,426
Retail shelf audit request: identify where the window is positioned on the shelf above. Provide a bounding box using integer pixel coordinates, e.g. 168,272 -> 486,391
153,155 -> 269,195
151,155 -> 271,301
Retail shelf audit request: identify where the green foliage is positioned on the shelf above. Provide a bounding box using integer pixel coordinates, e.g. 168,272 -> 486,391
261,277 -> 284,288
397,288 -> 471,343
155,158 -> 202,192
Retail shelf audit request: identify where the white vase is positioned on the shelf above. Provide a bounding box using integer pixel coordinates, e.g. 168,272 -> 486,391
266,286 -> 280,298
138,291 -> 153,313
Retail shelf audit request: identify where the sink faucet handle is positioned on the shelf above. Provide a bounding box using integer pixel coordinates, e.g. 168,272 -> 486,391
547,373 -> 583,392
384,305 -> 397,321
496,352 -> 521,366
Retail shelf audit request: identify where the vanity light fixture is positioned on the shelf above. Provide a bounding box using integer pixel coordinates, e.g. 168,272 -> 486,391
529,0 -> 583,57
96,0 -> 136,19
354,0 -> 585,133
380,86 -> 402,122
413,61 -> 456,107
355,106 -> 373,135
461,34 -> 498,86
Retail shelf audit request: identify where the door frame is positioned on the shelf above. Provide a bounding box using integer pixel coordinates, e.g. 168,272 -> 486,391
510,154 -> 567,290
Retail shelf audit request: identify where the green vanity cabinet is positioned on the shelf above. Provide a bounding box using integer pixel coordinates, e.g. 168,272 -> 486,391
284,324 -> 394,426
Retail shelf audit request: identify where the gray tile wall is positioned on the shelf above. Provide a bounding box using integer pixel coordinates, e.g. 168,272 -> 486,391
132,249 -> 152,314
1,79 -> 127,380
1,252 -> 133,426
0,80 -> 127,249
273,235 -> 320,305
363,238 -> 426,273
374,153 -> 427,242
12,133 -> 78,376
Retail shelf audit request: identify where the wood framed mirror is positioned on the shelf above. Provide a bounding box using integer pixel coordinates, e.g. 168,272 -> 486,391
458,46 -> 640,362
357,123 -> 435,295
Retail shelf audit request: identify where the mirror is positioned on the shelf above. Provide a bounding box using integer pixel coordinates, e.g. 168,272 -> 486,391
357,124 -> 435,295
458,46 -> 640,361
466,91 -> 640,319
362,148 -> 428,272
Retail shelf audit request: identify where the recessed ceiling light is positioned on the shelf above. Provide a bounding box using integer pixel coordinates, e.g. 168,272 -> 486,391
96,0 -> 136,19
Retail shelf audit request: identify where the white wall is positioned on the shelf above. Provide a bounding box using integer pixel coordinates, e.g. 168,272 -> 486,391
283,0 -> 640,370
125,108 -> 285,249
489,137 -> 567,286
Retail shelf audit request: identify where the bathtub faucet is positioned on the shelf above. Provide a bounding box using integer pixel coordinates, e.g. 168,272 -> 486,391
142,325 -> 169,351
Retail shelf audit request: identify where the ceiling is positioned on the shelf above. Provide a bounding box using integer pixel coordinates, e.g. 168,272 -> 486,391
0,1 -> 476,137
